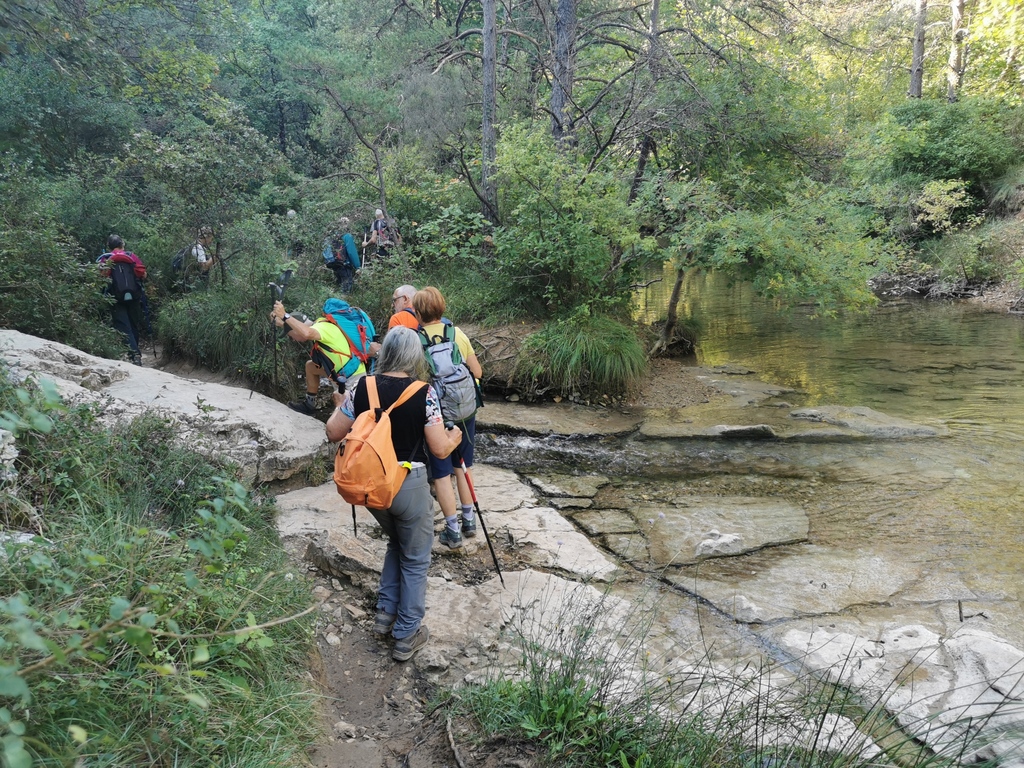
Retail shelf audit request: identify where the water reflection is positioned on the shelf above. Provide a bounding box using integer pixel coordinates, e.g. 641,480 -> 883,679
635,269 -> 1024,434
485,270 -> 1024,642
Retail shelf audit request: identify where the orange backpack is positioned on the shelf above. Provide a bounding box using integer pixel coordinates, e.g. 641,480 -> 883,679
334,377 -> 426,509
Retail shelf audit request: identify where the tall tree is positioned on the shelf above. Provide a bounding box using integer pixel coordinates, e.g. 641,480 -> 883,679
946,0 -> 966,101
482,0 -> 498,220
910,0 -> 928,97
550,0 -> 576,142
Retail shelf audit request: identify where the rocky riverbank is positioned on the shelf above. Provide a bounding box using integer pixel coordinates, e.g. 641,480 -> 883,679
5,328 -> 1023,767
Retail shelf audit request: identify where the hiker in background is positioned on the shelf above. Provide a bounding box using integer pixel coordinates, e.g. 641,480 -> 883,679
366,208 -> 400,262
325,326 -> 463,661
388,284 -> 419,331
271,298 -> 379,415
413,287 -> 483,549
323,218 -> 361,292
98,234 -> 147,365
192,226 -> 216,276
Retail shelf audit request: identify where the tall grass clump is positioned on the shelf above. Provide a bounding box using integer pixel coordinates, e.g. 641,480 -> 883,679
451,576 -> 1023,768
513,309 -> 648,402
0,372 -> 318,766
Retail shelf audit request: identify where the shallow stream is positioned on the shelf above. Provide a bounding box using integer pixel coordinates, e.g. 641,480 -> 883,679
480,271 -> 1024,647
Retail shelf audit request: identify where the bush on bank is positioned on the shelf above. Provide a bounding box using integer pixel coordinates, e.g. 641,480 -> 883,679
0,372 -> 317,766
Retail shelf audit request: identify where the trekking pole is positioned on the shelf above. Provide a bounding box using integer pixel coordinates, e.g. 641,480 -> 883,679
267,269 -> 294,393
447,422 -> 505,589
352,503 -> 358,537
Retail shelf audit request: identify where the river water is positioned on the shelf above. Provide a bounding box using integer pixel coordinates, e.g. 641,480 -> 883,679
486,270 -> 1024,648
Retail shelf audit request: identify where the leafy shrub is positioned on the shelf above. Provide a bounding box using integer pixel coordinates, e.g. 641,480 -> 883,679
0,162 -> 124,359
0,373 -> 317,767
514,309 -> 648,401
919,216 -> 1024,285
852,98 -> 1021,193
493,125 -> 649,318
651,177 -> 884,313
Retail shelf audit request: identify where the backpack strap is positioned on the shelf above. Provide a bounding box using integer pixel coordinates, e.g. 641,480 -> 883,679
322,312 -> 372,365
384,380 -> 427,414
364,377 -> 426,416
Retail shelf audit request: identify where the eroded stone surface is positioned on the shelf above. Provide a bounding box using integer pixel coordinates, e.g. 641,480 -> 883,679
527,474 -> 610,498
790,405 -> 947,438
669,547 -> 919,623
570,509 -> 637,536
0,330 -> 327,482
779,624 -> 1024,764
604,497 -> 808,568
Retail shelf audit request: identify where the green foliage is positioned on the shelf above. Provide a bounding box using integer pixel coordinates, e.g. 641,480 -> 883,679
514,309 -> 648,402
0,162 -> 124,359
850,98 -> 1022,194
645,177 -> 884,314
0,374 -> 317,766
919,217 -> 1024,285
493,126 -> 650,317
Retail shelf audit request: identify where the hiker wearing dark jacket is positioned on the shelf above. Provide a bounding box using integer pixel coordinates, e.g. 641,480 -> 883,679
98,234 -> 147,365
326,327 -> 462,661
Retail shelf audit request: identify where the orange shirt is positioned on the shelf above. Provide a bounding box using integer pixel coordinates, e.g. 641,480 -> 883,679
388,309 -> 419,330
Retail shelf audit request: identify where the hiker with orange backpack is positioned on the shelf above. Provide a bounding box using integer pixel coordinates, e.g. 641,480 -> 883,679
326,327 -> 462,661
271,297 -> 381,415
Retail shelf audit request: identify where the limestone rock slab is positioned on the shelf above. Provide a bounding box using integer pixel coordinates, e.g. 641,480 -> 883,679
478,400 -> 640,436
672,547 -> 919,623
629,497 -> 808,568
790,405 -> 947,438
0,330 -> 327,482
527,474 -> 610,498
571,509 -> 638,537
492,506 -> 619,582
469,465 -> 538,511
779,624 -> 1024,764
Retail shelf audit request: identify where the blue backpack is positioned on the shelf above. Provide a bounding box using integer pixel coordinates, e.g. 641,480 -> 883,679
322,237 -> 340,266
313,298 -> 376,382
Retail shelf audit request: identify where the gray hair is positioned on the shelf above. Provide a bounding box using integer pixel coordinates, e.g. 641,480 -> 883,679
395,284 -> 417,301
377,326 -> 426,380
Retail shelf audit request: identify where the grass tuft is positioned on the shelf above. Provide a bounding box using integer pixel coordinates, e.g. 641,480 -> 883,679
513,310 -> 648,402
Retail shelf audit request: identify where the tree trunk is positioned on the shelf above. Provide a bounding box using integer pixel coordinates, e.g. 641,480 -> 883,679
628,0 -> 661,204
946,0 -> 966,102
550,0 -> 576,142
482,0 -> 498,222
628,134 -> 655,204
650,266 -> 685,358
909,0 -> 927,97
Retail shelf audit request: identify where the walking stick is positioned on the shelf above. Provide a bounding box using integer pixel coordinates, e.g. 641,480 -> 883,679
352,503 -> 358,537
448,424 -> 505,589
267,269 -> 294,393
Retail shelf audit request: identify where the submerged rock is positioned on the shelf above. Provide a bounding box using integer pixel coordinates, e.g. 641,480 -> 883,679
790,405 -> 947,438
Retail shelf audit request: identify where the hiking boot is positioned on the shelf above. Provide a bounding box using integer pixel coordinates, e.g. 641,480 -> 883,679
438,527 -> 463,549
372,612 -> 396,636
392,625 -> 429,661
461,516 -> 477,538
287,399 -> 316,416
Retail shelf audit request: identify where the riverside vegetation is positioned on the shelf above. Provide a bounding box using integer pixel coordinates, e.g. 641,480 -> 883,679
1,0 -> 1023,404
2,0 -> 1024,763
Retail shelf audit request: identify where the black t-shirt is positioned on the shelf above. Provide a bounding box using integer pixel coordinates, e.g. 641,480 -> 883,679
352,375 -> 429,464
